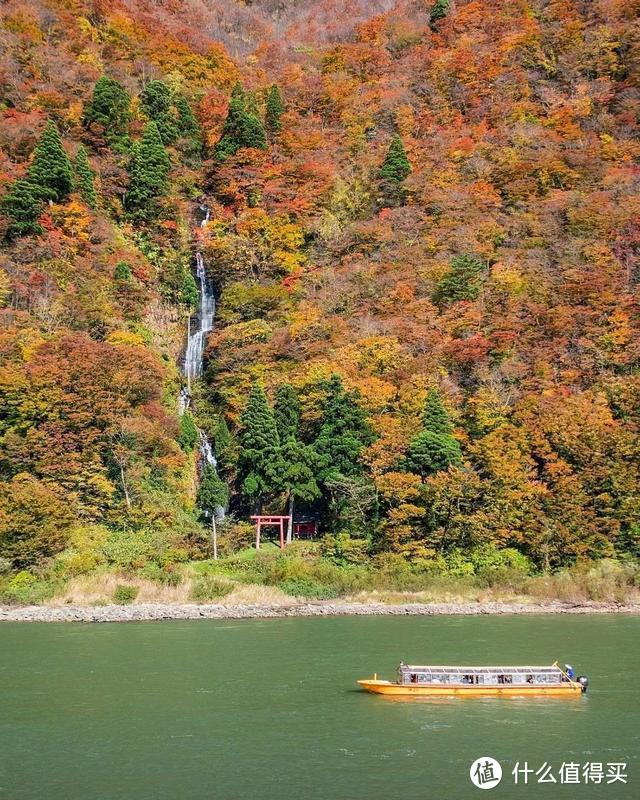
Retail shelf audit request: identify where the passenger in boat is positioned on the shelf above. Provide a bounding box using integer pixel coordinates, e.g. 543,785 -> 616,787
410,673 -> 418,683
526,674 -> 534,684
565,664 -> 574,679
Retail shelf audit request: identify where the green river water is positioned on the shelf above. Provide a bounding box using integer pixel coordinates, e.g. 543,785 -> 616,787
0,615 -> 637,800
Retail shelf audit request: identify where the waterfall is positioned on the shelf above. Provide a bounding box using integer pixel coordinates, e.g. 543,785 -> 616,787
179,202 -> 225,519
183,252 -> 215,383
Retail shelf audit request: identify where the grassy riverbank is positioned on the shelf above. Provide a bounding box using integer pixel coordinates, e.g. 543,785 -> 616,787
2,541 -> 639,609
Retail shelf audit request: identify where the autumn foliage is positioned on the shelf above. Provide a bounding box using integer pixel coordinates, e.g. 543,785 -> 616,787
1,0 -> 639,579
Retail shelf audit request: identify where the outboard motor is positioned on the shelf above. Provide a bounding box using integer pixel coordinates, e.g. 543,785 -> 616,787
577,675 -> 589,693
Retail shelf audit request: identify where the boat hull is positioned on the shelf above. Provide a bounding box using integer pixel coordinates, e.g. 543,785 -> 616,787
357,679 -> 583,697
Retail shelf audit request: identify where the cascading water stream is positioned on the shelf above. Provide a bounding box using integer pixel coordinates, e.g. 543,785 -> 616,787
179,203 -> 225,519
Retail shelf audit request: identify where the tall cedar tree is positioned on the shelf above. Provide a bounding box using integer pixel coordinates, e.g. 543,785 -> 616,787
83,76 -> 131,144
238,383 -> 281,510
125,121 -> 171,220
314,375 -> 374,479
274,383 -> 301,442
175,95 -> 201,141
435,253 -> 485,305
274,384 -> 321,541
1,180 -> 42,240
174,95 -> 202,159
197,464 -> 229,515
28,120 -> 73,202
215,82 -> 267,161
178,411 -> 198,452
405,389 -> 462,480
74,145 -> 97,209
140,80 -> 179,145
265,85 -> 285,134
379,134 -> 411,185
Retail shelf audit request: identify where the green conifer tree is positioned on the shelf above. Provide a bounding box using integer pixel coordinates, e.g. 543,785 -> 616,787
180,270 -> 199,310
379,134 -> 411,185
215,82 -> 267,161
83,75 -> 131,144
74,145 -> 97,209
238,383 -> 282,510
178,411 -> 199,452
314,375 -> 374,480
140,80 -> 179,145
278,438 -> 322,542
125,121 -> 171,221
197,464 -> 229,513
243,113 -> 267,150
213,416 -> 233,472
245,91 -> 260,118
175,95 -> 201,141
422,388 -> 453,434
405,388 -> 462,480
274,383 -> 301,442
28,120 -> 73,202
274,384 -> 321,541
1,180 -> 42,240
214,83 -> 246,162
265,85 -> 285,134
434,253 -> 485,305
430,0 -> 450,29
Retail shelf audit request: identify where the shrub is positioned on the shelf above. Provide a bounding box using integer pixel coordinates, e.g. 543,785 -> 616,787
1,571 -> 56,604
370,552 -> 429,591
190,574 -> 234,601
141,561 -> 182,586
54,550 -> 102,577
277,578 -> 338,600
320,532 -> 369,565
113,584 -> 139,604
102,528 -> 173,571
217,521 -> 255,556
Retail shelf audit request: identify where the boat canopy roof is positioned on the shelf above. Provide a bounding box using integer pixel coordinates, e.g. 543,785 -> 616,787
400,665 -> 564,674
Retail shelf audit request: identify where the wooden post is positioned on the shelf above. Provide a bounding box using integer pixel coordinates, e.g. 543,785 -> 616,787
286,495 -> 293,545
213,517 -> 218,560
279,518 -> 285,549
255,519 -> 261,550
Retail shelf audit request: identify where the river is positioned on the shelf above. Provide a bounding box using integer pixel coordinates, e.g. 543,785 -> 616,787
0,615 -> 637,799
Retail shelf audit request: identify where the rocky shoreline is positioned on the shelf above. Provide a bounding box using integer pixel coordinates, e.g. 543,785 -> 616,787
1,600 -> 639,623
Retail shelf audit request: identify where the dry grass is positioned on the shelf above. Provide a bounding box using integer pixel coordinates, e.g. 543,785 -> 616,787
44,559 -> 640,608
344,589 -> 520,605
50,573 -> 193,605
220,583 -> 297,606
48,572 -> 297,607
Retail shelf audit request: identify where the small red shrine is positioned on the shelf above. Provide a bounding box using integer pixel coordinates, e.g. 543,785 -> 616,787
250,515 -> 319,549
250,515 -> 289,549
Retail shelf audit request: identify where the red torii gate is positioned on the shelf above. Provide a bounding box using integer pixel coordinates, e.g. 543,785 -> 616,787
250,515 -> 292,550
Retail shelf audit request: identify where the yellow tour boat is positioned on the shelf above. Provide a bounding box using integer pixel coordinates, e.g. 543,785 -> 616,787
358,662 -> 588,698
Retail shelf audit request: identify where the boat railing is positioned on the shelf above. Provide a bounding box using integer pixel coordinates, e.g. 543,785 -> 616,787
397,665 -> 568,686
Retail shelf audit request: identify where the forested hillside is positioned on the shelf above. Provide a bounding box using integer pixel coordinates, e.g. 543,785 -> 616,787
1,0 -> 639,601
